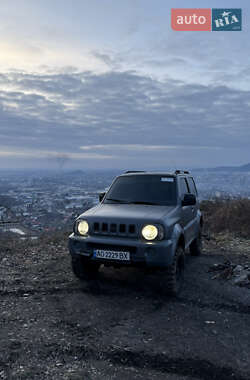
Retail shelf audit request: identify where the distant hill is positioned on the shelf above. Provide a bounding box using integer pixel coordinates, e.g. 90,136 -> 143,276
194,163 -> 250,172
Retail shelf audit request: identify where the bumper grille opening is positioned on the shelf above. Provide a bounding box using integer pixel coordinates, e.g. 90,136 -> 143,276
119,224 -> 126,233
94,222 -> 99,232
129,224 -> 135,234
102,223 -> 108,232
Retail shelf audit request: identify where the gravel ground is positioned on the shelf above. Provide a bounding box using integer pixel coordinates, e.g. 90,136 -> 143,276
0,237 -> 250,380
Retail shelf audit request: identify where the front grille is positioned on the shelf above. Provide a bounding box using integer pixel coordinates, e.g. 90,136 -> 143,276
91,221 -> 137,237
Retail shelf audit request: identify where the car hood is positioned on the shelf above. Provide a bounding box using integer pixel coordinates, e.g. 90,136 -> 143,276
80,203 -> 176,224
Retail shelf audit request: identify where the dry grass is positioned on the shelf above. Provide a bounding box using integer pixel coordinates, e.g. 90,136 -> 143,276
200,198 -> 250,238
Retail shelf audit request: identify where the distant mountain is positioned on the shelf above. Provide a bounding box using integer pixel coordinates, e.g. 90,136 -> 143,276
194,163 -> 250,172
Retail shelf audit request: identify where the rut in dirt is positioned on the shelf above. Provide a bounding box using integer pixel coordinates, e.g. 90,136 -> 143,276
0,282 -> 250,315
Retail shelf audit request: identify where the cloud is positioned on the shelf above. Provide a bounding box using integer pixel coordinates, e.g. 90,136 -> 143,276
92,50 -> 122,71
0,148 -> 114,160
80,144 -> 222,152
0,69 -> 250,168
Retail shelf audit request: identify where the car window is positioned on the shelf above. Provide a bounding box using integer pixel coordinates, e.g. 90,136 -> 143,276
187,177 -> 198,195
179,177 -> 189,196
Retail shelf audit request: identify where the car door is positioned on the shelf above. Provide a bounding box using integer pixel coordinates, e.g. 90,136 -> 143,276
179,177 -> 194,245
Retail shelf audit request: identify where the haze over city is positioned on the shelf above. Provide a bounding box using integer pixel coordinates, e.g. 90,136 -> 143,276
0,0 -> 249,169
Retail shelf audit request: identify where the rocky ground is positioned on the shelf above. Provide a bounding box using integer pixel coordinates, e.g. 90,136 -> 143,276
0,234 -> 250,380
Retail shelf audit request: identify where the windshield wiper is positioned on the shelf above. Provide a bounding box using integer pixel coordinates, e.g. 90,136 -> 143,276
128,201 -> 160,205
105,198 -> 130,203
106,198 -> 160,205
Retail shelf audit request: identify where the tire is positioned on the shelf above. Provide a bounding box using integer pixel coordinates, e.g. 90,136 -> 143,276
71,255 -> 100,280
164,246 -> 185,296
189,228 -> 202,256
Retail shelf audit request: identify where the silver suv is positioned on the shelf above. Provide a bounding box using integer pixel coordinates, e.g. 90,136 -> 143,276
68,170 -> 203,295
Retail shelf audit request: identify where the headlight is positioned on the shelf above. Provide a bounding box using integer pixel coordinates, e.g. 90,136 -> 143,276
142,225 -> 158,240
77,220 -> 89,235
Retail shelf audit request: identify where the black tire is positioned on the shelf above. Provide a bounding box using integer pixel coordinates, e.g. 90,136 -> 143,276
71,255 -> 100,280
164,246 -> 185,296
189,228 -> 202,256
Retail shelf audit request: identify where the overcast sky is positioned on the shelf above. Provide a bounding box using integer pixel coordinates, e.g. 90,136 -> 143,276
0,0 -> 249,170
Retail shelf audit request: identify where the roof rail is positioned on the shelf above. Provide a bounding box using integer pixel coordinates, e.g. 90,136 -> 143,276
124,170 -> 146,174
175,170 -> 190,175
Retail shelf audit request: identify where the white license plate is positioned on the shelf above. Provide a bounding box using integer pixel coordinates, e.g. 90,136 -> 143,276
93,249 -> 130,261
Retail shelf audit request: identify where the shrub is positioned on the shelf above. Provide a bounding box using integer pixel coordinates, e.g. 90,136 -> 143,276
200,198 -> 250,238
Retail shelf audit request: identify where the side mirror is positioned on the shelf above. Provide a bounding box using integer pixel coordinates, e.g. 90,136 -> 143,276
182,193 -> 196,206
99,192 -> 106,202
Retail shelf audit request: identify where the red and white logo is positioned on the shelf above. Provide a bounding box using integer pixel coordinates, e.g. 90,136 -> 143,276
171,9 -> 211,31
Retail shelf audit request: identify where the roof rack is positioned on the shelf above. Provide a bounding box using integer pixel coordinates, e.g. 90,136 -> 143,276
124,170 -> 146,174
175,170 -> 190,175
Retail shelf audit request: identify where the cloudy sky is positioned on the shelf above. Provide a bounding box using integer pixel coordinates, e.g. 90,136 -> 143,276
0,0 -> 249,169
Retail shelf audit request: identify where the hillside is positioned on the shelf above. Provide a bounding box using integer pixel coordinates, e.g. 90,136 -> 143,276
0,199 -> 250,379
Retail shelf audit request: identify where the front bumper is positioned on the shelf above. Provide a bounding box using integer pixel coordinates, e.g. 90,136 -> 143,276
68,233 -> 174,268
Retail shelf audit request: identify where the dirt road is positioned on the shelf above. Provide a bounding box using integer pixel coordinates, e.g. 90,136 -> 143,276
0,238 -> 250,379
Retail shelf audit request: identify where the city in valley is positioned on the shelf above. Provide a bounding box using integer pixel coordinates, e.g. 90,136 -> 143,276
0,167 -> 250,239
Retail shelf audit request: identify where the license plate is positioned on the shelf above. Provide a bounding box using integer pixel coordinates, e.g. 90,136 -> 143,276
93,249 -> 130,261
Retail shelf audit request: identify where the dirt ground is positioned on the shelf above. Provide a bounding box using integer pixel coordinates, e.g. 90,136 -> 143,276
0,236 -> 250,380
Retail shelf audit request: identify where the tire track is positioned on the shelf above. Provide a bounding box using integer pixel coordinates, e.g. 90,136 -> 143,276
0,284 -> 249,315
3,342 -> 248,380
31,344 -> 250,380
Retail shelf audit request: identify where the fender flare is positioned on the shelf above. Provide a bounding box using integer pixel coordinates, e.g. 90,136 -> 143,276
171,224 -> 185,256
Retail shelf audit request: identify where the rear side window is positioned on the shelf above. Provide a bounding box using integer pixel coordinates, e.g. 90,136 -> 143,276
187,177 -> 198,195
179,178 -> 189,196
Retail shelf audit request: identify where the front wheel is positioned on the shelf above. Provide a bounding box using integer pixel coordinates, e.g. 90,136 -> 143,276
164,246 -> 185,296
71,255 -> 100,280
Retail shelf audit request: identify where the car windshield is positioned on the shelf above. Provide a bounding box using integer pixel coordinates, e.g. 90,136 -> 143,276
105,175 -> 177,206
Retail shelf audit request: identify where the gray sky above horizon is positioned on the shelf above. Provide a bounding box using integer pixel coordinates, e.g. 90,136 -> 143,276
0,0 -> 249,170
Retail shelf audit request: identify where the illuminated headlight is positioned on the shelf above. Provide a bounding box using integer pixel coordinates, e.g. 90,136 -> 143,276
142,225 -> 159,241
77,220 -> 89,235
